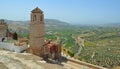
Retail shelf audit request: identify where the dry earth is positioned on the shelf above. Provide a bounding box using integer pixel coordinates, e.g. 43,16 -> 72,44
0,49 -> 66,69
0,49 -> 107,69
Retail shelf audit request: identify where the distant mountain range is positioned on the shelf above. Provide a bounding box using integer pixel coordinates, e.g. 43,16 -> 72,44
5,19 -> 70,26
3,19 -> 120,33
4,19 -> 71,33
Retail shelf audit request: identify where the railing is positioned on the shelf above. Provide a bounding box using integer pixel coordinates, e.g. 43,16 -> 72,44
0,42 -> 28,53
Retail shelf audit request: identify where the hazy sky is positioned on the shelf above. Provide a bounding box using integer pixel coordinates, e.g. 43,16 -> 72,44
0,0 -> 120,24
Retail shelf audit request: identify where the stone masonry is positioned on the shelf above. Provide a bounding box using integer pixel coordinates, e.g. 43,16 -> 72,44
0,19 -> 8,41
29,7 -> 44,56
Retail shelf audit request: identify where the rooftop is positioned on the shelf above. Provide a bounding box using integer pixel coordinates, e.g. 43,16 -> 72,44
31,7 -> 43,13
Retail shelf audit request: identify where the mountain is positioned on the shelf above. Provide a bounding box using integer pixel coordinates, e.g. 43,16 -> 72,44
5,19 -> 70,26
5,19 -> 120,34
4,19 -> 71,33
45,19 -> 70,27
103,23 -> 120,27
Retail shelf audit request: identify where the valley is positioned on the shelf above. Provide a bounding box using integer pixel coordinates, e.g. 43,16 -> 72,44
6,19 -> 120,69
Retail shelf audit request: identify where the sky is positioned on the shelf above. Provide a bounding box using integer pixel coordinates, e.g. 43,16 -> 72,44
0,0 -> 120,24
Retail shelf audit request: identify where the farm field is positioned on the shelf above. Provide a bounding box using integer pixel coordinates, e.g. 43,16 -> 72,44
7,20 -> 120,68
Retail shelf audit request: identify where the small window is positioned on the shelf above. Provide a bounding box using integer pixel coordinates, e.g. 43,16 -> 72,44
40,16 -> 42,21
33,15 -> 36,21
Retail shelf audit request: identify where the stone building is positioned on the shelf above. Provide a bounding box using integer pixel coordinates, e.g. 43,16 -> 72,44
29,7 -> 61,59
29,7 -> 45,56
44,40 -> 61,60
0,19 -> 8,41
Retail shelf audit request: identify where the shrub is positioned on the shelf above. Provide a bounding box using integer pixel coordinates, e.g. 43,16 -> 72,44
67,51 -> 74,57
13,32 -> 18,40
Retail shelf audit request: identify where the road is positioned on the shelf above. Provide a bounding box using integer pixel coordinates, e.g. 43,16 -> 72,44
72,34 -> 84,55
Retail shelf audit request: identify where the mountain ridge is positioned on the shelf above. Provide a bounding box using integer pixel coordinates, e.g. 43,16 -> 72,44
3,19 -> 71,33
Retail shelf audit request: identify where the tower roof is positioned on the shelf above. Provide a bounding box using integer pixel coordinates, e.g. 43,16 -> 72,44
31,7 -> 43,13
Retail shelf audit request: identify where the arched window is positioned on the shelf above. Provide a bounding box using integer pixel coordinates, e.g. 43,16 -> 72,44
33,15 -> 36,21
40,16 -> 43,21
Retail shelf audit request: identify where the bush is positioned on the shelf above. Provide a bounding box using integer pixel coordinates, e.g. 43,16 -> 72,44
67,51 -> 74,57
13,32 -> 18,40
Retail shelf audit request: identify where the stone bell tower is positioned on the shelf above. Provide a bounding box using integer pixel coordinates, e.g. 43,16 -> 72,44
29,7 -> 44,56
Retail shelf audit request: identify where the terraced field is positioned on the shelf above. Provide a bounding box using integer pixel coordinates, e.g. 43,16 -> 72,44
15,23 -> 120,69
45,25 -> 120,68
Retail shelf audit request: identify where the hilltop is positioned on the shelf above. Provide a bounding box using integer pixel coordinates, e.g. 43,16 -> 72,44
0,49 -> 67,69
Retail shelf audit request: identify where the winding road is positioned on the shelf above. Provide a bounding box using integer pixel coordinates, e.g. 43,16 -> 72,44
72,34 -> 85,55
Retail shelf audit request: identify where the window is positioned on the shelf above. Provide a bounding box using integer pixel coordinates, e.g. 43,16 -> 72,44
40,16 -> 43,21
33,15 -> 36,21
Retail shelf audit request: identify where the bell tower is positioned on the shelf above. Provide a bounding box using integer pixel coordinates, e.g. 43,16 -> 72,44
29,7 -> 44,56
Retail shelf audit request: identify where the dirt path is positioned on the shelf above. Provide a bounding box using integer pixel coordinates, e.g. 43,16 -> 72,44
72,34 -> 84,55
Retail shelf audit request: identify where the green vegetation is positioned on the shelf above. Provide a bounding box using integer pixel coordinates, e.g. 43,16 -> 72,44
67,50 -> 75,57
45,34 -> 57,40
84,41 -> 96,46
18,33 -> 29,39
79,45 -> 120,68
19,24 -> 120,68
45,25 -> 120,68
13,32 -> 18,40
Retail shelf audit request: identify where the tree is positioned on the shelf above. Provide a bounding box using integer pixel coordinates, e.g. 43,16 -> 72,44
67,51 -> 74,57
13,32 -> 18,40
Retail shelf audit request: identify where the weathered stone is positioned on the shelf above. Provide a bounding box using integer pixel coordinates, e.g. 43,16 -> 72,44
0,62 -> 8,69
29,7 -> 44,56
0,49 -> 66,69
0,19 -> 8,41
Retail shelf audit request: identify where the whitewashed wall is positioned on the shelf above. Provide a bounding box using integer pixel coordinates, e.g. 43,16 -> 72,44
0,42 -> 28,53
0,37 -> 7,42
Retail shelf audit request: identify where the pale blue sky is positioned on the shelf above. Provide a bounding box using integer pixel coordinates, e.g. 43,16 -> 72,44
0,0 -> 120,24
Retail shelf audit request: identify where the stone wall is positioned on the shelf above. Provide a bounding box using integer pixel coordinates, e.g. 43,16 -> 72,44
0,19 -> 8,40
0,42 -> 28,53
29,7 -> 45,56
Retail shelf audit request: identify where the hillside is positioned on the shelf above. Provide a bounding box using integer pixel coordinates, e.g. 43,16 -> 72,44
44,24 -> 120,68
5,19 -> 71,33
3,19 -> 120,68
